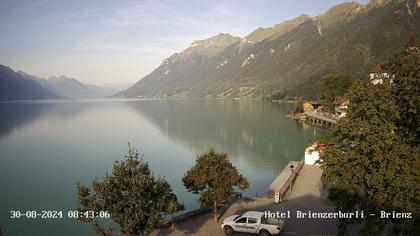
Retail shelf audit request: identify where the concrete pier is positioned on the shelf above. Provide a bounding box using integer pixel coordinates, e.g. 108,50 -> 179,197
304,110 -> 337,126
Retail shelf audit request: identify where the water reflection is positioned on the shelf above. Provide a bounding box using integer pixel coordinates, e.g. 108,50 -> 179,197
0,100 -> 326,182
0,102 -> 93,140
124,100 -> 325,172
0,99 -> 326,236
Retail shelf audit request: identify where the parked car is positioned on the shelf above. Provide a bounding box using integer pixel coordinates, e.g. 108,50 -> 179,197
222,211 -> 285,235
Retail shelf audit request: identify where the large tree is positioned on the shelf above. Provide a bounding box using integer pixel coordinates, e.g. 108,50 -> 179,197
76,145 -> 184,236
182,148 -> 249,222
320,74 -> 352,112
388,45 -> 420,145
321,56 -> 419,234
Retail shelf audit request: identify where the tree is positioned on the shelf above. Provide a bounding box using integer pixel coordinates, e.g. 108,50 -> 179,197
387,45 -> 420,234
182,148 -> 249,223
76,145 -> 184,236
388,45 -> 420,145
320,74 -> 352,112
295,99 -> 304,113
167,199 -> 181,229
321,76 -> 419,234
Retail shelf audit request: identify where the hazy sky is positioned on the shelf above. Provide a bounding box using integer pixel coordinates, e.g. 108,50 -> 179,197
0,0 -> 369,85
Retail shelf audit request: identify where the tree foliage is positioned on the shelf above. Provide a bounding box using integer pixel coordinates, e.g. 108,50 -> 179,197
321,47 -> 420,235
320,74 -> 352,112
388,46 -> 420,145
76,145 -> 184,236
182,148 -> 249,222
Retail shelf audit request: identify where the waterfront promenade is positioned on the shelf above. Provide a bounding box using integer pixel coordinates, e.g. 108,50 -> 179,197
153,165 -> 337,236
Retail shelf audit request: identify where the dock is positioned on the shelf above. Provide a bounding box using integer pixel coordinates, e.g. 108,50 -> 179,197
265,160 -> 304,200
304,110 -> 337,126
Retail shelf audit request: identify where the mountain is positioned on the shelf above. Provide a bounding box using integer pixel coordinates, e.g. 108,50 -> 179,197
0,65 -> 59,101
0,67 -> 118,100
18,72 -> 118,99
84,84 -> 119,98
41,76 -> 118,98
119,33 -> 241,98
117,0 -> 419,99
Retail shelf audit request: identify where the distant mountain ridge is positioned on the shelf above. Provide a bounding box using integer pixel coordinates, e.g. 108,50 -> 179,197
0,65 -> 118,101
117,0 -> 419,99
0,65 -> 60,101
30,75 -> 118,99
101,82 -> 135,91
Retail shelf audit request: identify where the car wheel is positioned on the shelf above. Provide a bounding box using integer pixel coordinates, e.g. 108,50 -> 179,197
224,226 -> 234,235
259,229 -> 271,236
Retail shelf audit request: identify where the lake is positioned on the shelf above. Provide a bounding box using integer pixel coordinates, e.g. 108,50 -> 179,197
0,99 -> 326,235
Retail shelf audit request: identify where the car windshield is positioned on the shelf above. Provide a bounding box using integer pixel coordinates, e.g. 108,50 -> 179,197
233,215 -> 242,221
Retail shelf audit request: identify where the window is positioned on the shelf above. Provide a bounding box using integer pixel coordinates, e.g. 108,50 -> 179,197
236,217 -> 247,223
248,217 -> 258,224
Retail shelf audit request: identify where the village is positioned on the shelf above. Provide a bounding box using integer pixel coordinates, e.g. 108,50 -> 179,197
286,64 -> 392,128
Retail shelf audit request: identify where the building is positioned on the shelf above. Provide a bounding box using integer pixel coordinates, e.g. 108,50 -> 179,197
369,62 -> 391,84
336,101 -> 349,118
304,101 -> 322,111
334,96 -> 349,118
304,143 -> 326,165
303,102 -> 314,111
370,72 -> 390,84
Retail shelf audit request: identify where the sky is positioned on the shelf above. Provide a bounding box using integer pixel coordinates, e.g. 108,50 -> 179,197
0,0 -> 369,85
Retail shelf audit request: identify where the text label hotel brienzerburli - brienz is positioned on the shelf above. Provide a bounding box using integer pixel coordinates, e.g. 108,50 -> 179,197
264,210 -> 412,219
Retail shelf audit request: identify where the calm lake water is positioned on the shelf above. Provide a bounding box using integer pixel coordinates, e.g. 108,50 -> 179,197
0,99 -> 326,235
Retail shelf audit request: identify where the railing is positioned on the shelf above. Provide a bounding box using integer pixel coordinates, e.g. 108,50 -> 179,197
263,159 -> 304,200
158,192 -> 241,228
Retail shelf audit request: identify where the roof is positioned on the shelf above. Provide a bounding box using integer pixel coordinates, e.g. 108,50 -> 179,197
338,100 -> 349,107
305,142 -> 326,153
334,96 -> 348,106
306,100 -> 321,105
243,211 -> 265,218
370,62 -> 388,73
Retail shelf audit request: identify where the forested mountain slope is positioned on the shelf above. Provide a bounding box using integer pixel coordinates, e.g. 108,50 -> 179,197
118,0 -> 419,98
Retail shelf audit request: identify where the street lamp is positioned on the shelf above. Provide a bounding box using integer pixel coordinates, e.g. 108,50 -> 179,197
289,164 -> 295,192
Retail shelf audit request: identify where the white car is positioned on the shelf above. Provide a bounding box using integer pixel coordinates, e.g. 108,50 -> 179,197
222,211 -> 285,235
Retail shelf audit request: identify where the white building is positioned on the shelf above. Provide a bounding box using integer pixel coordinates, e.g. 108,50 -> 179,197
304,143 -> 325,165
334,97 -> 349,118
369,72 -> 390,85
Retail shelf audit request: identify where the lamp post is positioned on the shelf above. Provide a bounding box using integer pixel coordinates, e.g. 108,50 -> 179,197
289,164 -> 295,191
